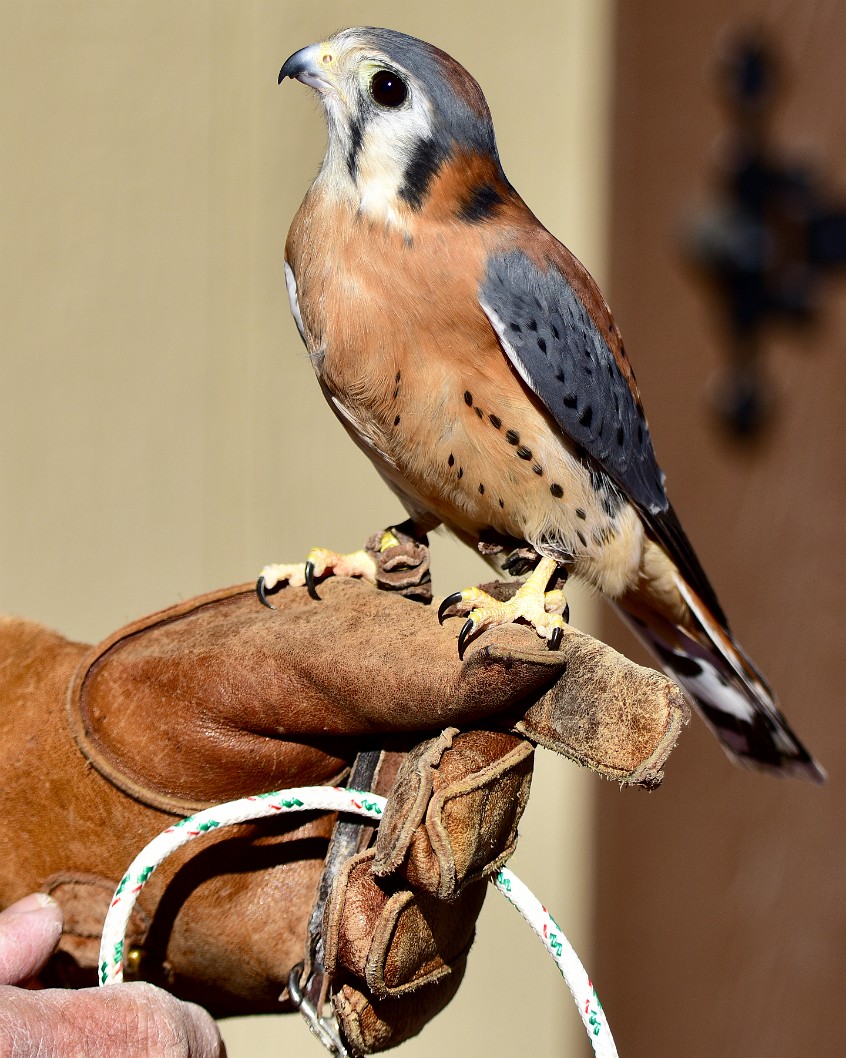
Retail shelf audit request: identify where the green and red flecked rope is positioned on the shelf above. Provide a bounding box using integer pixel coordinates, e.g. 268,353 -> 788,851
99,786 -> 618,1058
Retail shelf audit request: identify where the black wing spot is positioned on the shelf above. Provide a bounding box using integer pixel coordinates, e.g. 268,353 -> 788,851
394,414 -> 400,426
577,530 -> 588,547
576,507 -> 586,519
550,483 -> 564,498
475,406 -> 483,418
482,249 -> 669,516
448,453 -> 455,467
464,390 -> 473,406
458,467 -> 464,478
532,463 -> 543,475
499,498 -> 505,508
478,483 -> 485,494
516,445 -> 532,460
489,414 -> 502,429
505,429 -> 520,445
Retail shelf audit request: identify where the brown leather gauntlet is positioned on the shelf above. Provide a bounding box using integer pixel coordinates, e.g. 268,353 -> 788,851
323,729 -> 533,1052
0,576 -> 687,1049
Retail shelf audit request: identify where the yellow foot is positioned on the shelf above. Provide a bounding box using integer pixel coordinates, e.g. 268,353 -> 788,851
257,531 -> 401,606
437,556 -> 568,659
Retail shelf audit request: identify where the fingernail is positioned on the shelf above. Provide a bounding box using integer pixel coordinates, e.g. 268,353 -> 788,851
5,893 -> 58,915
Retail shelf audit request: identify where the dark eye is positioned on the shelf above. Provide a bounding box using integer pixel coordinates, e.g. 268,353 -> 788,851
370,69 -> 408,108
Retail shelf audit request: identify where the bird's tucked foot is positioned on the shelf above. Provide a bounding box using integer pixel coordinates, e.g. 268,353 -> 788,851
257,538 -> 391,607
437,556 -> 568,659
257,528 -> 432,607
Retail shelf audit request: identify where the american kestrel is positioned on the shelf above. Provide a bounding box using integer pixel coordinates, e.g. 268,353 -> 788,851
266,27 -> 822,782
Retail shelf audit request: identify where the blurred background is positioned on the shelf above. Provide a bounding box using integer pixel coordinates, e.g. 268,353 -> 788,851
1,1 -> 842,1056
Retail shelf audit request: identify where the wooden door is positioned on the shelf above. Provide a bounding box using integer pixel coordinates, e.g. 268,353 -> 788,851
597,3 -> 846,1055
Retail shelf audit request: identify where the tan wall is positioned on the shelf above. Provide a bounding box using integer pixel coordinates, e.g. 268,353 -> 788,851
1,2 -> 613,1055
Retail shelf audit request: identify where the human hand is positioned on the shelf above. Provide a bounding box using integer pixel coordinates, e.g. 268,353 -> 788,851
0,893 -> 225,1057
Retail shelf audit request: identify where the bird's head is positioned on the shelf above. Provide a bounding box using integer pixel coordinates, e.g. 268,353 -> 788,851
279,28 -> 503,226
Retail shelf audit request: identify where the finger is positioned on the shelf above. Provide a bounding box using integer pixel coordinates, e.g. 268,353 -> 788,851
0,982 -> 227,1057
178,998 -> 226,1058
0,894 -> 63,985
102,984 -> 226,1058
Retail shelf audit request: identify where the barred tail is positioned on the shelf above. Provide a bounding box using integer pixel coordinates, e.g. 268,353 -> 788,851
617,576 -> 824,783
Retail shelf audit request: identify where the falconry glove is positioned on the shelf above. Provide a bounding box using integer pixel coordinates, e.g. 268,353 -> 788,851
0,572 -> 686,1052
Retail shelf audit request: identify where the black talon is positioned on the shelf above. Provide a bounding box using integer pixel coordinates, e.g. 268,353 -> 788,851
549,625 -> 563,651
562,602 -> 570,624
502,553 -> 533,576
457,617 -> 476,660
438,592 -> 464,624
256,576 -> 277,610
304,560 -> 321,600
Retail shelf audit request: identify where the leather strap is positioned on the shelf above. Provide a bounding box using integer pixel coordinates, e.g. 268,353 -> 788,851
286,750 -> 383,1057
305,750 -> 383,983
291,745 -> 410,1054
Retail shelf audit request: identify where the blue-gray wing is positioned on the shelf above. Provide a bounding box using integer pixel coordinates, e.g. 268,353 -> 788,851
480,248 -> 729,629
480,249 -> 668,514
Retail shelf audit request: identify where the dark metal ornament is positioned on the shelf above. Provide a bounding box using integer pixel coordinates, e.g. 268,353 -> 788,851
687,31 -> 846,438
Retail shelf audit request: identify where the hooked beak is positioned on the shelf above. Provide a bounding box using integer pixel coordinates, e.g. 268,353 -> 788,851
278,43 -> 335,92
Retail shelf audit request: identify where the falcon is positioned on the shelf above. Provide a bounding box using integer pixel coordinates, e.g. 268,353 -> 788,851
263,27 -> 823,782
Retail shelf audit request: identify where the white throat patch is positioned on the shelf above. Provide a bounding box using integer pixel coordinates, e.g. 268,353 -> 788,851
317,83 -> 435,228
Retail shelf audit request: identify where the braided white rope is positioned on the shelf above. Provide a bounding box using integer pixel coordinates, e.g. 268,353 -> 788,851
492,868 -> 616,1057
99,786 -> 618,1058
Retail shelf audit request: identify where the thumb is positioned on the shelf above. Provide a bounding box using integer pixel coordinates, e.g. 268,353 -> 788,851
0,894 -> 64,984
